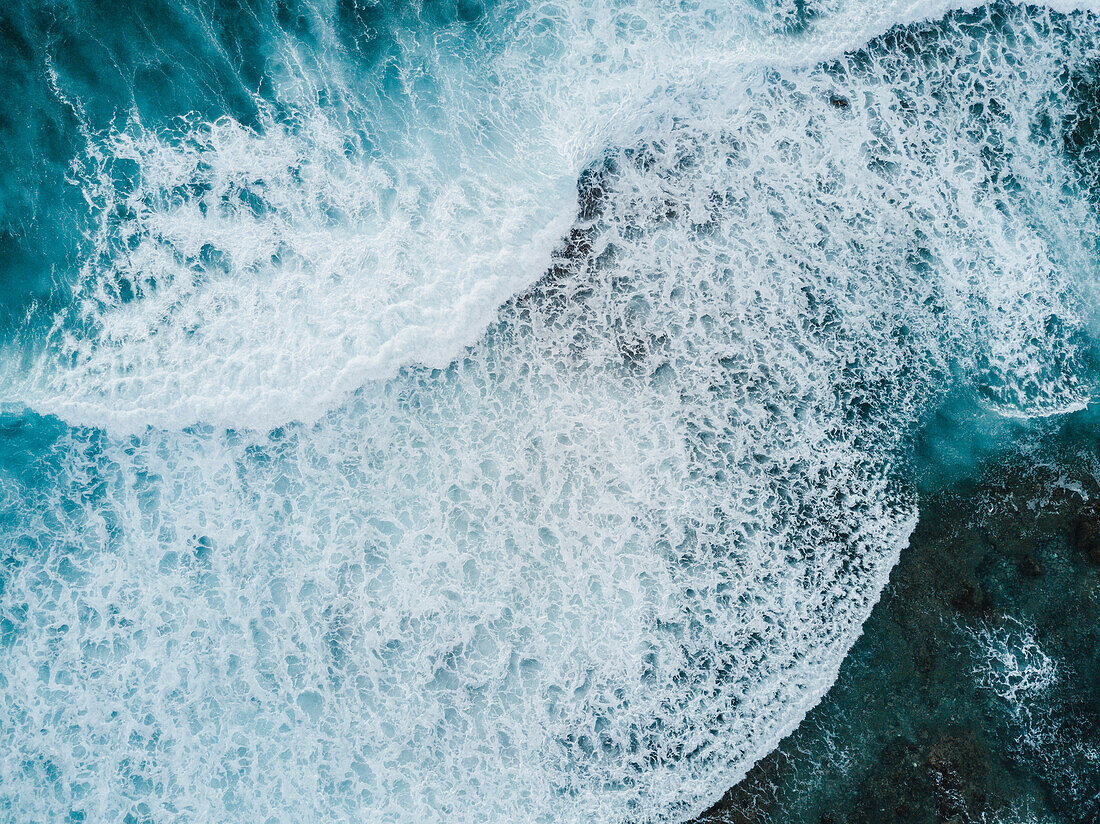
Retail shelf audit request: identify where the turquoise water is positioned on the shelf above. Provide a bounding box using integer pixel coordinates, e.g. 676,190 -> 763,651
1,2 -> 1100,822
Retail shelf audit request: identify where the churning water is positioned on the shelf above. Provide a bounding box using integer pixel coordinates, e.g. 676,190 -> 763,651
1,1 -> 1099,821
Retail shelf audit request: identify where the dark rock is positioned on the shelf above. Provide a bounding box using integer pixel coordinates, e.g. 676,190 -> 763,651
950,581 -> 988,613
915,642 -> 935,675
1073,506 -> 1100,565
1018,553 -> 1043,578
696,432 -> 1100,824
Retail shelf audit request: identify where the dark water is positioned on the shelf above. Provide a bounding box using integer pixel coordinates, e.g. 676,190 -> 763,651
702,411 -> 1100,824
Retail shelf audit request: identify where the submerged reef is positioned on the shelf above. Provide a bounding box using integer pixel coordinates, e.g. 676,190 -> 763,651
700,416 -> 1100,824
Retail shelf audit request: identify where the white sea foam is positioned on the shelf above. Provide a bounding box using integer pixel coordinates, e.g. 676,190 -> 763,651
1,2 -> 1099,823
971,618 -> 1060,722
970,618 -> 1100,806
5,0 -> 1095,431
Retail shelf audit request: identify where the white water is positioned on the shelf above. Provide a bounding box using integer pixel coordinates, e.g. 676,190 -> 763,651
1,2 -> 1099,823
7,0 -> 1093,431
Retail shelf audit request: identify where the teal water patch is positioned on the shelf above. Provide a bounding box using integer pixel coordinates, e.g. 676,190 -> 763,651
911,388 -> 1037,495
0,0 -> 288,328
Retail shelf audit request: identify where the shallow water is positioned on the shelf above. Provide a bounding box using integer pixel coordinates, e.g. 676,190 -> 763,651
1,1 -> 1099,822
701,413 -> 1100,823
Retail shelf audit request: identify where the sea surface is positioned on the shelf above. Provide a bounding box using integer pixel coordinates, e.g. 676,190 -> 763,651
0,1 -> 1098,822
702,411 -> 1100,823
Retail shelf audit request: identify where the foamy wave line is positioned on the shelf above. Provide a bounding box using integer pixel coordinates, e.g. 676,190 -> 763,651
5,0 -> 1096,434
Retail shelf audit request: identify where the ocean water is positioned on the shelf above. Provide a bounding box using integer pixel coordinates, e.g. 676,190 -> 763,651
1,1 -> 1099,822
700,418 -> 1100,823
